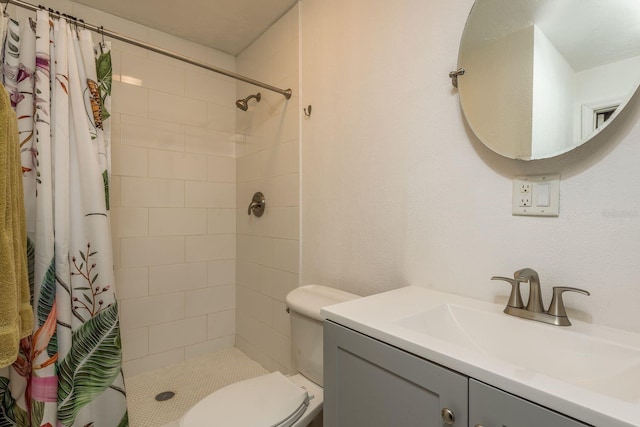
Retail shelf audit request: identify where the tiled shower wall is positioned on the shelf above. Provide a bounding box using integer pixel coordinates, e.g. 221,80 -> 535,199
235,5 -> 301,373
17,0 -> 240,378
109,37 -> 238,376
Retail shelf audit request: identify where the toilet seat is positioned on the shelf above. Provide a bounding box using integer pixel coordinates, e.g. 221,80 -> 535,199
180,372 -> 310,427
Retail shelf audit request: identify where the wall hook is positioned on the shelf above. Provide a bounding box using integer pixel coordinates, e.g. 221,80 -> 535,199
304,105 -> 312,117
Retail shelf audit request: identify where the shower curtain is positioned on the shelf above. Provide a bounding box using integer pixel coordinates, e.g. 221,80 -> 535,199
0,10 -> 128,427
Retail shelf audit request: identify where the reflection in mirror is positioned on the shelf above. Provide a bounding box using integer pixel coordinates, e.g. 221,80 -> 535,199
457,0 -> 640,160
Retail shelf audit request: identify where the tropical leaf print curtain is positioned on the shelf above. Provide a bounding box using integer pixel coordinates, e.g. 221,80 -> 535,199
0,10 -> 127,427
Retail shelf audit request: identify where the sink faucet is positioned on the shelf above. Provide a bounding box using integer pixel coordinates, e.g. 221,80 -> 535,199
514,268 -> 544,313
492,268 -> 590,326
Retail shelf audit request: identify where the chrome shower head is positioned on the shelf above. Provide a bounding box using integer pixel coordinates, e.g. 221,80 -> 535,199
235,93 -> 261,111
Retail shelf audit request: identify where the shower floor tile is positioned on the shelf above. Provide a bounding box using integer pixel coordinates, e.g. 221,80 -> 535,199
126,347 -> 269,427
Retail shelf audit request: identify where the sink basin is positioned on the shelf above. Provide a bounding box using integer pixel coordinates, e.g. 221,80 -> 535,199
394,303 -> 640,403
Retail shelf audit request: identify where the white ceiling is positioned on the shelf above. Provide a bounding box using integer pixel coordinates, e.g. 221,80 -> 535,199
72,0 -> 299,55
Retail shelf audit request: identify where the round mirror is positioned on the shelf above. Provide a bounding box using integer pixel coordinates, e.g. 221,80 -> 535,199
457,0 -> 640,160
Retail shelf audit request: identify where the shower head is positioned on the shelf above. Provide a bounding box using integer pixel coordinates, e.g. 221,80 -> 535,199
235,93 -> 261,111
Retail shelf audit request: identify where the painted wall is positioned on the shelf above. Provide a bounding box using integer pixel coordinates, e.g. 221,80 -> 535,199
574,55 -> 640,142
300,0 -> 640,334
235,6 -> 300,373
28,0 -> 239,378
532,25 -> 575,157
459,25 -> 534,159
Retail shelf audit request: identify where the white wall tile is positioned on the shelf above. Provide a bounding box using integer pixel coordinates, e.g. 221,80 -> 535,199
148,316 -> 208,354
121,327 -> 149,361
238,286 -> 272,325
206,49 -> 236,72
272,239 -> 299,273
119,293 -> 185,330
185,182 -> 235,208
121,51 -> 186,96
149,208 -> 207,236
149,91 -> 208,127
207,309 -> 236,339
238,235 -> 273,266
185,71 -> 235,105
185,284 -> 235,317
149,262 -> 208,295
111,207 -> 148,237
268,174 -> 299,207
185,234 -> 235,262
207,209 -> 236,234
237,140 -> 299,183
122,348 -> 184,379
109,175 -> 121,208
112,82 -> 148,117
272,300 -> 291,336
234,5 -> 300,373
261,207 -> 299,239
184,127 -> 236,157
121,115 -> 185,151
185,336 -> 235,360
236,259 -> 261,291
261,266 -> 298,302
115,267 -> 149,300
90,0 -> 240,371
121,236 -> 184,267
207,156 -> 236,183
111,144 -> 148,177
264,329 -> 291,369
207,102 -> 236,133
121,177 -> 184,207
208,259 -> 236,286
149,150 -> 208,181
112,236 -> 121,270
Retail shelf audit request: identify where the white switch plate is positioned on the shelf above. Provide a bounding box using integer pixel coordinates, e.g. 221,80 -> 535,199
512,175 -> 560,216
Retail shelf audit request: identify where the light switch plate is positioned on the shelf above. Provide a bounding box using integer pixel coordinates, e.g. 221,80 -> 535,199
512,175 -> 560,216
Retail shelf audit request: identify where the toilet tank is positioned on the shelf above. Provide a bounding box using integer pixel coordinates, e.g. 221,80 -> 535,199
285,285 -> 359,387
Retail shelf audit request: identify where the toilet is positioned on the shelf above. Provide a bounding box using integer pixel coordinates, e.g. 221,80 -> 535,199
180,285 -> 359,427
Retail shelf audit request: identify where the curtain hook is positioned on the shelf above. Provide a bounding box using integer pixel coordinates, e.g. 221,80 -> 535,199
100,25 -> 105,47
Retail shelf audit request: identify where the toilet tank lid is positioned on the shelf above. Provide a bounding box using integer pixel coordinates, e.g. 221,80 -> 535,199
286,285 -> 359,321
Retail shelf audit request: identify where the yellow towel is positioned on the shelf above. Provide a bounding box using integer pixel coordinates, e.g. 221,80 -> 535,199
0,83 -> 33,368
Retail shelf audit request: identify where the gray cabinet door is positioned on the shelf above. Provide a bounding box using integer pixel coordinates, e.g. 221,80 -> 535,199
324,321 -> 469,427
469,379 -> 591,427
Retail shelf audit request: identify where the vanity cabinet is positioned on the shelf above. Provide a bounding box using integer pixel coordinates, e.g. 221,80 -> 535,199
324,320 -> 468,426
324,321 -> 591,427
470,380 -> 590,427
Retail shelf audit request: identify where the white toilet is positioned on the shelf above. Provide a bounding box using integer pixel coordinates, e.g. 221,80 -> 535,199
180,285 -> 359,427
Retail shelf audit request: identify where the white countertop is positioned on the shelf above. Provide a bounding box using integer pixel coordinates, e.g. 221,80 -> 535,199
321,286 -> 640,427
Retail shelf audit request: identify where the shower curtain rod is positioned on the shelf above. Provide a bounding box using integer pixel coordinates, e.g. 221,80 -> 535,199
6,0 -> 293,99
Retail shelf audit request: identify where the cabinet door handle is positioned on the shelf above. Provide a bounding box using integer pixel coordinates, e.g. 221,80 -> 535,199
441,408 -> 455,425
474,425 -> 485,427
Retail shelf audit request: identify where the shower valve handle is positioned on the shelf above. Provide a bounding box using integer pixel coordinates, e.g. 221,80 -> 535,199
247,192 -> 265,217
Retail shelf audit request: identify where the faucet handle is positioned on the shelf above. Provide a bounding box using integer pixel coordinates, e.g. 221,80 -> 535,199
548,287 -> 590,323
491,276 -> 524,309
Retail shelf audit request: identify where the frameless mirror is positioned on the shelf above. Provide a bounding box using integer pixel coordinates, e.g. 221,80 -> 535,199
457,0 -> 640,160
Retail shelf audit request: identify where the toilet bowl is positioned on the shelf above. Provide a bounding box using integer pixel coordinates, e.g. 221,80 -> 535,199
179,285 -> 358,427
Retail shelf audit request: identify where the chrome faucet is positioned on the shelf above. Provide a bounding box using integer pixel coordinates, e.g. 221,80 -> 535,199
492,268 -> 589,326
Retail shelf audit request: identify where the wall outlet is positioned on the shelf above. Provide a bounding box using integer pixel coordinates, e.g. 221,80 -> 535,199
512,175 -> 560,216
519,183 -> 531,194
